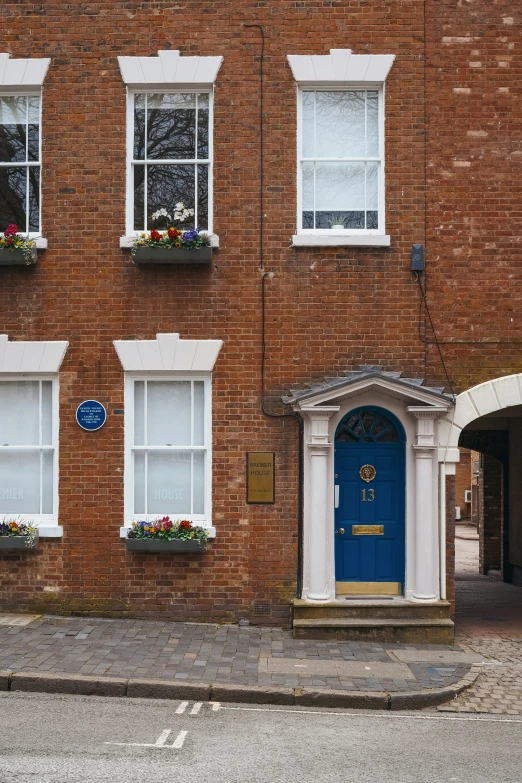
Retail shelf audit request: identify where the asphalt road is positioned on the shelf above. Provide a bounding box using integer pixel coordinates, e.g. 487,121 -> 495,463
0,692 -> 520,783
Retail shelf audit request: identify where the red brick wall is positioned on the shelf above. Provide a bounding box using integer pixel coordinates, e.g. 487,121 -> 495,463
455,449 -> 472,521
0,1 -> 520,622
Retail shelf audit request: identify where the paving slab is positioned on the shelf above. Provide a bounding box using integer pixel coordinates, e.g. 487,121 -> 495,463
263,658 -> 414,680
390,650 -> 486,664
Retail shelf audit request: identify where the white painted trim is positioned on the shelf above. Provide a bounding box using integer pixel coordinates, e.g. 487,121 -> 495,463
0,54 -> 50,87
117,51 -> 223,87
0,335 -> 69,373
113,333 -> 223,373
287,50 -> 395,84
0,375 -> 60,529
292,234 -> 390,247
124,88 -> 215,236
439,372 -> 522,451
122,373 -> 214,532
120,233 -> 219,248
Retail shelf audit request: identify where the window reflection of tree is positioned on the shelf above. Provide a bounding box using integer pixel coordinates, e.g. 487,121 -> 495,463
133,94 -> 209,230
0,96 -> 40,232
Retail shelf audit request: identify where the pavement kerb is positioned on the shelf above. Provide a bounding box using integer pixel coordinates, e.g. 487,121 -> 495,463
0,666 -> 481,710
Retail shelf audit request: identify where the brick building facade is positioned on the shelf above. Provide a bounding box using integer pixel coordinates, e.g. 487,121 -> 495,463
0,1 -> 520,638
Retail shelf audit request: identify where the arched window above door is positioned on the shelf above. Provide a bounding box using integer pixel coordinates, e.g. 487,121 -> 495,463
335,408 -> 402,443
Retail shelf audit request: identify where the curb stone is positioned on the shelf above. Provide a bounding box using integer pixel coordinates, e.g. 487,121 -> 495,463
0,666 -> 481,710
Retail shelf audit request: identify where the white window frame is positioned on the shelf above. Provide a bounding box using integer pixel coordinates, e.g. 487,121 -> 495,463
0,89 -> 44,241
0,374 -> 60,533
124,88 -> 214,237
296,84 -> 385,238
122,371 -> 214,537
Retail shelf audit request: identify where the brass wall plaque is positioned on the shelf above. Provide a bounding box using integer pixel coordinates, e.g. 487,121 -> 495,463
352,525 -> 384,535
359,464 -> 376,483
247,452 -> 275,503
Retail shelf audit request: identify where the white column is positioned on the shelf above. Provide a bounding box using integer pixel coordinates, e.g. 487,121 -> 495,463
299,406 -> 339,602
407,406 -> 447,603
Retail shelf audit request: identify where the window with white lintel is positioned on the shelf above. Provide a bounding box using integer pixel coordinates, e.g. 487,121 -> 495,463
298,87 -> 384,234
0,377 -> 58,524
124,374 -> 212,527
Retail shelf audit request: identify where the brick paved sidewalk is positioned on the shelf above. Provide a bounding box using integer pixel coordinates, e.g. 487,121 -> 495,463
0,613 -> 479,696
438,566 -> 522,715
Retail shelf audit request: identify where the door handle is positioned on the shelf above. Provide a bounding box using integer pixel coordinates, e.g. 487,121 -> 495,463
334,485 -> 339,508
336,528 -> 345,535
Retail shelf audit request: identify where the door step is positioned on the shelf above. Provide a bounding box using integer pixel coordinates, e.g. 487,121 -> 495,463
292,599 -> 454,643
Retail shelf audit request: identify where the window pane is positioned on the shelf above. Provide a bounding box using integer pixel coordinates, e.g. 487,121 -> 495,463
41,381 -> 53,445
366,91 -> 379,157
197,94 -> 209,159
193,381 -> 205,446
134,94 -> 145,160
147,381 -> 191,446
193,450 -> 204,514
0,96 -> 27,163
0,449 -> 40,513
28,96 -> 40,162
0,381 -> 39,445
147,450 -> 191,514
42,450 -> 53,514
367,162 -> 379,229
147,164 -> 195,230
28,166 -> 40,232
197,164 -> 208,231
0,166 -> 28,232
315,91 -> 366,159
315,162 -> 365,229
147,93 -> 196,160
302,91 -> 315,158
134,381 -> 145,446
133,164 -> 145,231
302,162 -> 314,229
134,451 -> 145,514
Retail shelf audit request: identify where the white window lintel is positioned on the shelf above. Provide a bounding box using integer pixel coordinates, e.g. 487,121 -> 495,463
113,333 -> 223,373
287,49 -> 395,84
0,335 -> 69,373
118,50 -> 223,87
0,54 -> 51,88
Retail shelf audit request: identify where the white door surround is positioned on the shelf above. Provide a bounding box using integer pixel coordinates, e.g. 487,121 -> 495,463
283,369 -> 453,603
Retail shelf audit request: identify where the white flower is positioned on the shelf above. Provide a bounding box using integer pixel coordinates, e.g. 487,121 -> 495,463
151,208 -> 172,222
175,202 -> 184,210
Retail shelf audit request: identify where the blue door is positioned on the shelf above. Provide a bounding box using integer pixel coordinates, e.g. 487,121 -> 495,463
334,407 -> 405,591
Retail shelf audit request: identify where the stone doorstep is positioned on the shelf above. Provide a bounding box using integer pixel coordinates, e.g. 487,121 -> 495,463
0,666 -> 482,711
0,614 -> 42,627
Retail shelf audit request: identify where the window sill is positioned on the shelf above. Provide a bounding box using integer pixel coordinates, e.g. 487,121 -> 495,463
34,238 -> 48,250
36,526 -> 63,538
120,525 -> 216,539
120,234 -> 219,249
292,234 -> 391,248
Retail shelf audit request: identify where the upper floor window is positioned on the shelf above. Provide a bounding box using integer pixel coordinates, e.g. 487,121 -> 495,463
0,94 -> 41,233
127,90 -> 212,234
298,88 -> 383,234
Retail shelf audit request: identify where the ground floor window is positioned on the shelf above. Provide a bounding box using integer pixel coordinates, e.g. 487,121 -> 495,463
125,375 -> 211,525
0,377 -> 57,520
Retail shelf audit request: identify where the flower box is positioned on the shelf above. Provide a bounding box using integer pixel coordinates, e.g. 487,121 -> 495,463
133,246 -> 212,264
0,247 -> 37,266
0,533 -> 39,551
126,538 -> 206,553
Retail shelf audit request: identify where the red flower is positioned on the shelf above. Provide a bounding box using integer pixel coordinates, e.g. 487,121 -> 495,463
150,229 -> 162,242
4,223 -> 18,237
6,238 -> 13,246
167,228 -> 179,240
179,520 -> 192,531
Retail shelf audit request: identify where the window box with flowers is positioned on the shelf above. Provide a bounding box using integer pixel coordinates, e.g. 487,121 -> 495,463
125,517 -> 208,553
0,520 -> 39,551
131,206 -> 212,264
0,224 -> 37,265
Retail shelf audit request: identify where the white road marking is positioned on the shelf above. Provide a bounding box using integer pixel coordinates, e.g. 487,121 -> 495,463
190,702 -> 202,715
221,706 -> 522,724
175,701 -> 189,714
105,728 -> 189,749
211,702 -> 221,711
173,730 -> 188,749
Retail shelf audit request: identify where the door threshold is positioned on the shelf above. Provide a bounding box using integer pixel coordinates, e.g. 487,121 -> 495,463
336,581 -> 401,596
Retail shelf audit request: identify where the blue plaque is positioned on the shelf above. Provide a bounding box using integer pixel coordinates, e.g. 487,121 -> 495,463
76,400 -> 107,431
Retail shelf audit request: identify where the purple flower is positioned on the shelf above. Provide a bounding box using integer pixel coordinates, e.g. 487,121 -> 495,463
182,230 -> 198,242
